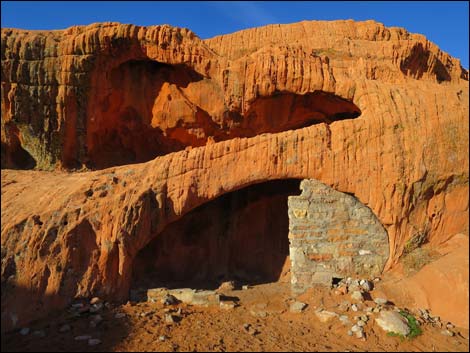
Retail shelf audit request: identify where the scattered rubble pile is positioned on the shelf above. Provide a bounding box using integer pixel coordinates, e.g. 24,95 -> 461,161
9,277 -> 466,351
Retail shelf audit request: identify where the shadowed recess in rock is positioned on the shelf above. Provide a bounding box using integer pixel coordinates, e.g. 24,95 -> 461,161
400,43 -> 452,83
85,57 -> 361,169
85,60 -> 206,169
235,90 -> 361,132
131,179 -> 303,290
0,124 -> 36,169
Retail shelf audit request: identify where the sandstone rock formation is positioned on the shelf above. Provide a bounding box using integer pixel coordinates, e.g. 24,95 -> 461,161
1,20 -> 468,331
2,20 -> 466,170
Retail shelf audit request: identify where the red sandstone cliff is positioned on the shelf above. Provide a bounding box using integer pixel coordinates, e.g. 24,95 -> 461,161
1,20 -> 468,331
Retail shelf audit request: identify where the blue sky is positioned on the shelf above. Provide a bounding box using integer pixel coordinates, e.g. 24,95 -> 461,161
1,1 -> 469,68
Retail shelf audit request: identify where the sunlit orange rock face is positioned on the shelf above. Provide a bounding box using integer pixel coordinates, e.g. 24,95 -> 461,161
1,20 -> 468,331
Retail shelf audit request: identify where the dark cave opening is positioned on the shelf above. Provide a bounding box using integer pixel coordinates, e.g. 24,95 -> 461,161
131,179 -> 302,291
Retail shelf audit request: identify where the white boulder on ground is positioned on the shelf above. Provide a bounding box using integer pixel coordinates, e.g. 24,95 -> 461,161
350,290 -> 364,302
315,309 -> 338,323
374,297 -> 388,305
375,311 -> 410,336
290,301 -> 308,313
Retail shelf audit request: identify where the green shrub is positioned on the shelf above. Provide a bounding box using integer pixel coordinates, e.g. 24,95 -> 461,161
400,310 -> 423,339
386,310 -> 422,341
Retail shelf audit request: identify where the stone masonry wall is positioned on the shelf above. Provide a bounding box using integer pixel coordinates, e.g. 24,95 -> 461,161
288,179 -> 389,293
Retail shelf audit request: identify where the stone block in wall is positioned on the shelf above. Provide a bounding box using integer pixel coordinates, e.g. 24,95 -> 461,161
288,179 -> 389,292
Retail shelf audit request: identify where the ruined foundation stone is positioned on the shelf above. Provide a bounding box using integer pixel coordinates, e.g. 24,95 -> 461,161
288,179 -> 389,293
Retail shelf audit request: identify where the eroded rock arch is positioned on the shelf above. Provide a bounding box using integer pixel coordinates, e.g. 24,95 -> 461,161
127,177 -> 390,296
131,179 -> 302,290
